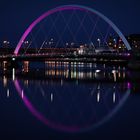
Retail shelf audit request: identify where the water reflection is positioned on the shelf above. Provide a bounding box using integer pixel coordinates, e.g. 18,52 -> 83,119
0,61 -> 135,132
7,89 -> 10,98
14,78 -> 130,132
3,75 -> 7,87
12,61 -> 129,83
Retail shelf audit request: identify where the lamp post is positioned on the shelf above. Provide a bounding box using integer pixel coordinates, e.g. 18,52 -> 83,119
113,38 -> 117,49
97,38 -> 101,47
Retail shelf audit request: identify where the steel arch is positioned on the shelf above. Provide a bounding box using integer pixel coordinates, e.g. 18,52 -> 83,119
14,5 -> 131,55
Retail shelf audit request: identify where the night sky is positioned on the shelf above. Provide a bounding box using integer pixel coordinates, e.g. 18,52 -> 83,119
0,0 -> 140,46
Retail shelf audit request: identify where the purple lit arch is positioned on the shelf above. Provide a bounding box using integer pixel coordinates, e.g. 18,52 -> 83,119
14,5 -> 131,55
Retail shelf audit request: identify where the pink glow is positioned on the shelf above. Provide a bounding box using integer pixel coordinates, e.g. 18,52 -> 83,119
14,80 -> 79,132
14,5 -> 131,55
14,6 -> 83,55
127,82 -> 131,89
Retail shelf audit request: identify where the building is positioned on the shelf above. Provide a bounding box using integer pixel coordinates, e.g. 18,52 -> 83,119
127,34 -> 140,51
2,40 -> 10,48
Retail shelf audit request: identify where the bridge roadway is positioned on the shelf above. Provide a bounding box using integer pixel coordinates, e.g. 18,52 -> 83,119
0,52 -> 131,63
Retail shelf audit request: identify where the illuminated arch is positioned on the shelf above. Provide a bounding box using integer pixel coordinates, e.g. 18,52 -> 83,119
14,5 -> 131,55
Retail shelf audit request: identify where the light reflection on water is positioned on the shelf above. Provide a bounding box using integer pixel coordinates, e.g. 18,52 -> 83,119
18,61 -> 128,82
14,79 -> 130,132
0,61 -> 133,132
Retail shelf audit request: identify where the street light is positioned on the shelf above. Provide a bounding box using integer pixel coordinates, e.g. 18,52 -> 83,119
113,39 -> 116,44
97,38 -> 101,47
113,38 -> 117,48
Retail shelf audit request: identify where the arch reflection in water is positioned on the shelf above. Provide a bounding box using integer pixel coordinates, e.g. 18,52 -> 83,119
14,78 -> 130,133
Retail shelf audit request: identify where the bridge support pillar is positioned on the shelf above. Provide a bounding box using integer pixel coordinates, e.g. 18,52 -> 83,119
2,61 -> 8,71
2,60 -> 18,70
22,61 -> 29,73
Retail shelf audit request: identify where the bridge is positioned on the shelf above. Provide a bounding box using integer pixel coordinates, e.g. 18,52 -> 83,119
0,5 -> 134,69
0,51 -> 131,62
